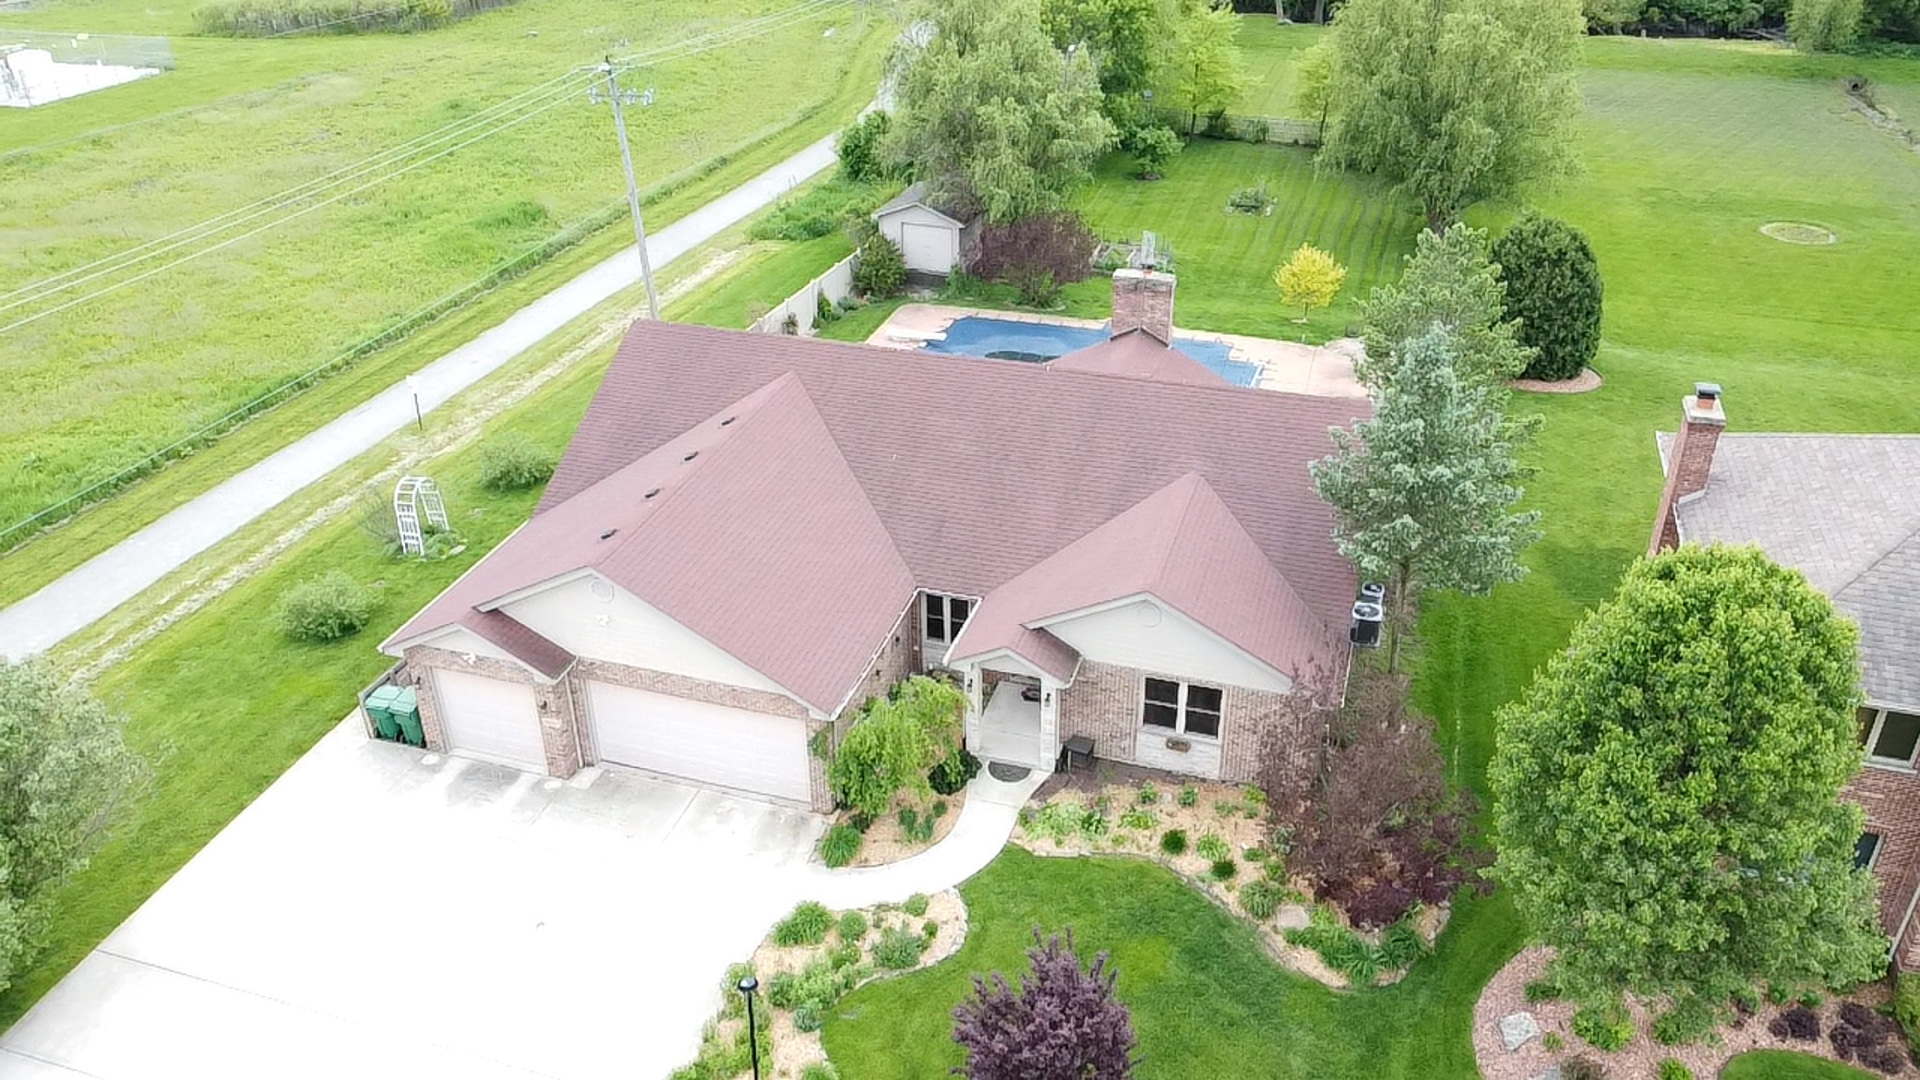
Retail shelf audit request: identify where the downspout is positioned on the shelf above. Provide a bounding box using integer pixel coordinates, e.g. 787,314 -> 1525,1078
1892,871 -> 1920,970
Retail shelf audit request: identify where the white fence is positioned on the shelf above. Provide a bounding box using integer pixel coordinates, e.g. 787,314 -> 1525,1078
749,251 -> 860,336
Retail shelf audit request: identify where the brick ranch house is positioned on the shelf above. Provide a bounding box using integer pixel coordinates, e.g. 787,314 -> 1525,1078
380,272 -> 1372,812
1649,383 -> 1920,966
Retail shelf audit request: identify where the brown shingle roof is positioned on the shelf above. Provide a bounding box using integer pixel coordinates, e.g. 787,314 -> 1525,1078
1046,329 -> 1231,387
544,321 -> 1366,633
947,473 -> 1339,682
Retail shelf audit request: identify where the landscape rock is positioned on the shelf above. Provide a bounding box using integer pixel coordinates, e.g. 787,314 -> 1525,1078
1528,1067 -> 1562,1080
1500,1011 -> 1541,1052
1275,904 -> 1312,930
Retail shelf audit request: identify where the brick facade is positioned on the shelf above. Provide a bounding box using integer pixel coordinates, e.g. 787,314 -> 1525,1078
1055,660 -> 1318,785
1846,766 -> 1920,967
1109,268 -> 1176,344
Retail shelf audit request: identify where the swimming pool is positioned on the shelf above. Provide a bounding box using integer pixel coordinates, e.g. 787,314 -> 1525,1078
919,316 -> 1262,388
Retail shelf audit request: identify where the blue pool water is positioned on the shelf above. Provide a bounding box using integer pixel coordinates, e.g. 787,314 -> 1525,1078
920,316 -> 1262,388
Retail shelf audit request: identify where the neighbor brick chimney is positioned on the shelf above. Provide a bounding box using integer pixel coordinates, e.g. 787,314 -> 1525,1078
1647,382 -> 1727,557
1110,268 -> 1176,345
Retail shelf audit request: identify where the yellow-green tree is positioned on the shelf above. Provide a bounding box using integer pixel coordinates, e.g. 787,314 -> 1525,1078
1274,244 -> 1346,322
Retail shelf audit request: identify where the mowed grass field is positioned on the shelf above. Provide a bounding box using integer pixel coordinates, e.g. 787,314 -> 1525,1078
0,0 -> 886,536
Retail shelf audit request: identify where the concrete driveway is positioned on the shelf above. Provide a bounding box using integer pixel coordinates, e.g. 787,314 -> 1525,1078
0,719 -> 831,1080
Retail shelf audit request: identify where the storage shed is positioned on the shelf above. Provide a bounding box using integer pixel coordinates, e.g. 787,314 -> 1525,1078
872,181 -> 979,280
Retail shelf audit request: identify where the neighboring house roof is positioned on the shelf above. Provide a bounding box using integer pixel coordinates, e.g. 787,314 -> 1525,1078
1657,431 -> 1920,709
1046,329 -> 1228,387
871,181 -> 969,226
947,473 -> 1339,683
386,372 -> 918,715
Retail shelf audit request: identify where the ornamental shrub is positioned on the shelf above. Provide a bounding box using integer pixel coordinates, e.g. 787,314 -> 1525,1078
829,676 -> 966,817
773,901 -> 834,946
930,746 -> 981,795
1209,858 -> 1237,881
1160,829 -> 1188,855
873,923 -> 929,969
1196,834 -> 1231,861
277,571 -> 375,642
1893,972 -> 1920,1046
837,911 -> 869,943
1491,214 -> 1603,382
1125,124 -> 1182,179
968,211 -> 1099,294
478,432 -> 556,491
1769,1004 -> 1821,1042
819,824 -> 863,868
952,929 -> 1136,1079
853,233 -> 907,298
1572,1003 -> 1635,1052
801,1064 -> 840,1080
1177,785 -> 1199,808
1238,879 -> 1283,920
904,893 -> 930,917
1117,808 -> 1156,830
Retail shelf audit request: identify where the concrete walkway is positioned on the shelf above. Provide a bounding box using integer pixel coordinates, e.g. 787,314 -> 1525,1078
0,717 -> 1039,1079
0,134 -> 840,662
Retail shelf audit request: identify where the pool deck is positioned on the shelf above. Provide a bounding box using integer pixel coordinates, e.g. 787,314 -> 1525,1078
867,303 -> 1366,399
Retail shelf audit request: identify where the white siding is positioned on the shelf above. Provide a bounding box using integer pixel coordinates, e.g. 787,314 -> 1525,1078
416,626 -> 517,665
1135,724 -> 1223,780
1041,596 -> 1290,694
500,575 -> 791,697
876,205 -> 960,274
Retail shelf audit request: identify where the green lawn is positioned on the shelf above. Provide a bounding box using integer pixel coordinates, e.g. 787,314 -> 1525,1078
1720,1051 -> 1878,1080
1059,140 -> 1418,343
1234,17 -> 1326,119
0,0 -> 887,544
823,849 -> 1524,1079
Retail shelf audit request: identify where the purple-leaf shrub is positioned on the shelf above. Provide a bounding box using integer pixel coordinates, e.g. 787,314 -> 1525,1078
951,929 -> 1137,1080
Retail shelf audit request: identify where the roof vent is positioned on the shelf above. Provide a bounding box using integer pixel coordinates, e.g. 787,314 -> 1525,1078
599,528 -> 619,540
643,487 -> 661,500
720,416 -> 736,427
1349,601 -> 1384,649
682,451 -> 699,462
1694,381 -> 1722,406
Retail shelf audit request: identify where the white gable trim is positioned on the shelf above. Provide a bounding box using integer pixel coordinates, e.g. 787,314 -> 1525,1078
382,624 -> 553,681
1034,591 -> 1293,692
475,567 -> 599,612
947,647 -> 1045,678
874,201 -> 965,228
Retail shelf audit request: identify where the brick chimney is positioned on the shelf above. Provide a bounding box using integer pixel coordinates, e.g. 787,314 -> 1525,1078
1110,268 -> 1175,344
1647,382 -> 1726,556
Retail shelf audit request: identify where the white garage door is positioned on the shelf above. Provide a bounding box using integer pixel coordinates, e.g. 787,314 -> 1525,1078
434,669 -> 547,772
899,221 -> 955,274
586,681 -> 810,803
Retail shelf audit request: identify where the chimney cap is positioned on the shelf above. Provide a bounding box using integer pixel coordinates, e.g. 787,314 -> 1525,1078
1694,381 -> 1722,401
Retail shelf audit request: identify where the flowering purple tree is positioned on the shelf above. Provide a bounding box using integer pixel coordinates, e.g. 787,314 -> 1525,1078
951,929 -> 1137,1080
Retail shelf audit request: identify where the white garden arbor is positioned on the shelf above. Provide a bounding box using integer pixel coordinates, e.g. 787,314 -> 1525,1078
393,476 -> 449,556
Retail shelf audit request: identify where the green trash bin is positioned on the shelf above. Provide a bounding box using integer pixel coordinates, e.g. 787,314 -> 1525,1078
390,687 -> 425,747
364,686 -> 402,742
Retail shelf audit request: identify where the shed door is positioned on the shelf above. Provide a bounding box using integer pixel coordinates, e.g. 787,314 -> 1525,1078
900,221 -> 956,273
434,669 -> 548,772
586,681 -> 811,803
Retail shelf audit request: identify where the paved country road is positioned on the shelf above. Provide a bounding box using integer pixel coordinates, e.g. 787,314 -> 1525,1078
0,133 -> 839,662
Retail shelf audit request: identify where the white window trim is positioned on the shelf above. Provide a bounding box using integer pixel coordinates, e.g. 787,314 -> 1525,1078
1862,706 -> 1920,771
1859,831 -> 1885,871
922,592 -> 974,648
1140,676 -> 1224,741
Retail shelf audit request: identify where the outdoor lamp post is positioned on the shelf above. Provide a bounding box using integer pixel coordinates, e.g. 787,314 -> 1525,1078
405,374 -> 423,432
737,974 -> 762,1080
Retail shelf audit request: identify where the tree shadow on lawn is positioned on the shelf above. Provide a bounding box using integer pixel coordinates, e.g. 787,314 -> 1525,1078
821,848 -> 1525,1080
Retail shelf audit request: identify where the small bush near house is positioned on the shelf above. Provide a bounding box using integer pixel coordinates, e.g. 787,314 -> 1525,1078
830,676 -> 966,817
952,929 -> 1137,1080
1651,996 -> 1718,1045
873,923 -> 929,969
1376,919 -> 1428,969
1118,807 -> 1156,830
820,825 -> 863,868
1658,1055 -> 1693,1078
1827,1001 -> 1899,1065
1490,214 -> 1603,382
929,746 -> 980,795
968,211 -> 1100,303
1028,799 -> 1105,844
774,901 -> 835,946
477,432 -> 557,492
898,806 -> 935,844
1196,834 -> 1231,861
853,233 -> 908,298
1858,1045 -> 1908,1075
1893,973 -> 1920,1046
1238,879 -> 1283,920
904,893 -> 930,917
1562,1057 -> 1607,1080
1572,1003 -> 1635,1052
1526,972 -> 1564,1003
837,111 -> 896,183
923,919 -> 939,940
1209,858 -> 1237,881
276,570 -> 375,642
1160,829 -> 1188,855
838,911 -> 869,943
1177,785 -> 1200,808
1137,782 -> 1159,804
801,1062 -> 841,1080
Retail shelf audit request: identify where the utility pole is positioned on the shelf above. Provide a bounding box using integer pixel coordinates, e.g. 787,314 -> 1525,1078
593,61 -> 660,320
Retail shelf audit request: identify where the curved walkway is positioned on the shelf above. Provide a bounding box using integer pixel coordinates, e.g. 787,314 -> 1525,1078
0,133 -> 840,662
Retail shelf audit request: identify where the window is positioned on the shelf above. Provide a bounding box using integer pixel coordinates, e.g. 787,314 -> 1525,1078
923,593 -> 972,646
1140,677 -> 1223,740
1860,707 -> 1920,767
1857,832 -> 1884,871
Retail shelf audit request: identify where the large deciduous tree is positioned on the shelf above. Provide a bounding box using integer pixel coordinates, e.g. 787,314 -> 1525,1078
1490,546 -> 1886,1026
1162,0 -> 1246,135
1319,0 -> 1584,230
1040,0 -> 1175,128
1358,222 -> 1532,389
1490,213 -> 1604,382
1310,326 -> 1540,669
953,929 -> 1137,1080
0,659 -> 147,993
887,0 -> 1117,224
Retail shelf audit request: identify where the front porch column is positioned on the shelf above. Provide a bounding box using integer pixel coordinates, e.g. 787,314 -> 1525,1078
961,663 -> 984,755
1039,675 -> 1062,772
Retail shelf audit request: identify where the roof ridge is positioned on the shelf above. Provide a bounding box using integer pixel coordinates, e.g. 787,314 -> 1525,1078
1833,520 -> 1920,602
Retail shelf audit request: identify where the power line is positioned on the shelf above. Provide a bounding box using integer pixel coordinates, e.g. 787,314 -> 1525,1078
0,0 -> 856,320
